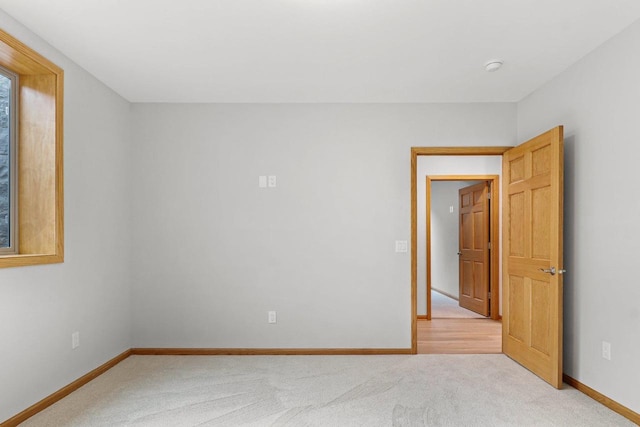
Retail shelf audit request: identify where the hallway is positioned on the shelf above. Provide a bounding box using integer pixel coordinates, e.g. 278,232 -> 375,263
418,291 -> 502,354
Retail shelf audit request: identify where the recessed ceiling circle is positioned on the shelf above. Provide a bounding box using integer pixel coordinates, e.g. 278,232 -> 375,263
485,60 -> 504,72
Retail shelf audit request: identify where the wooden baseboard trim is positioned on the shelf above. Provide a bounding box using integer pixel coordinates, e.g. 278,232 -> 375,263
2,349 -> 131,427
131,348 -> 413,356
563,374 -> 640,425
416,315 -> 428,320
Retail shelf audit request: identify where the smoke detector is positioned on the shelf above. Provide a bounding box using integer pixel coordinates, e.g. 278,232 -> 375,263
484,60 -> 503,72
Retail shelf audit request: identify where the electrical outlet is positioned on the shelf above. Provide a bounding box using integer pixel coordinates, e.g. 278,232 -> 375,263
268,175 -> 277,188
72,331 -> 80,349
268,311 -> 277,324
602,341 -> 611,360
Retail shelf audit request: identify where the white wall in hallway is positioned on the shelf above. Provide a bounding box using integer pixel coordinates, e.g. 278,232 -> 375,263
430,180 -> 482,299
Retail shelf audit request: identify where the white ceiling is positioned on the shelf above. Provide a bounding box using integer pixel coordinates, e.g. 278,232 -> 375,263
1,0 -> 639,103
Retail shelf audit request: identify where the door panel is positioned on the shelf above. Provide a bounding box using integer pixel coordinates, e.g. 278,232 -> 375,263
502,126 -> 564,388
458,181 -> 490,316
508,275 -> 526,341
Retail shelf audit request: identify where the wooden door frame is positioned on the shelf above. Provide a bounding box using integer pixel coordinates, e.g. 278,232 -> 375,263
425,175 -> 499,321
410,147 -> 511,354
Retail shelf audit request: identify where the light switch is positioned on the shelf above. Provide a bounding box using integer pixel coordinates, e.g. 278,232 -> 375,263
268,311 -> 277,324
449,205 -> 454,213
259,176 -> 267,188
268,175 -> 277,188
395,240 -> 408,253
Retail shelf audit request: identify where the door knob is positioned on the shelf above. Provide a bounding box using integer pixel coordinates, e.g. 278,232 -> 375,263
539,267 -> 567,275
457,252 -> 462,256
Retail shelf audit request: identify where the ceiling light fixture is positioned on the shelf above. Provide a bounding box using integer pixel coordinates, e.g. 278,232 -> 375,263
484,60 -> 503,72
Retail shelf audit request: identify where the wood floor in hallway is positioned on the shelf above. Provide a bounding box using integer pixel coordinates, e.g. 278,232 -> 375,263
430,289 -> 486,319
417,318 -> 502,354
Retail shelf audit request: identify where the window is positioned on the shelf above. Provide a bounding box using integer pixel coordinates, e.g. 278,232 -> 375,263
0,66 -> 18,254
0,29 -> 64,268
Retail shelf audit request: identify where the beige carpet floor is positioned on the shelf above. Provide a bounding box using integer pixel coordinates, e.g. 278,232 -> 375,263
21,354 -> 632,426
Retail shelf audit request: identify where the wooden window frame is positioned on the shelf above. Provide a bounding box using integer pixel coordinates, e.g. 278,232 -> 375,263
0,29 -> 64,268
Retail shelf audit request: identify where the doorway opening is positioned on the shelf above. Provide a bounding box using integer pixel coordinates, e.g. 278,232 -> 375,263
411,128 -> 564,387
410,147 -> 510,354
426,175 -> 500,321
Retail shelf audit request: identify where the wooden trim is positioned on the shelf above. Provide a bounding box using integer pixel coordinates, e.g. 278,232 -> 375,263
416,315 -> 428,320
489,177 -> 500,318
0,29 -> 64,268
425,176 -> 432,320
425,174 -> 496,180
411,149 -> 418,353
412,147 -> 511,156
0,253 -> 64,267
425,175 -> 501,180
131,348 -> 413,356
0,28 -> 62,75
410,147 -> 510,350
54,65 -> 64,260
563,374 -> 640,425
2,350 -> 131,427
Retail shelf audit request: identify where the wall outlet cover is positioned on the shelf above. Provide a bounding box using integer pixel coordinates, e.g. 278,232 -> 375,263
602,341 -> 611,360
72,331 -> 80,349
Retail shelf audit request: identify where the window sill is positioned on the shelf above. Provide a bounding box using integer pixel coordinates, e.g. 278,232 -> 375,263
0,253 -> 64,268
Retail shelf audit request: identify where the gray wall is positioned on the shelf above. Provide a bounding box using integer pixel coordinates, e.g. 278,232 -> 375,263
0,11 -> 132,421
130,103 -> 516,348
517,19 -> 640,413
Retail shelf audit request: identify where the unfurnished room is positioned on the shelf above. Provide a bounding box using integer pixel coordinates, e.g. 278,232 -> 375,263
1,1 -> 639,426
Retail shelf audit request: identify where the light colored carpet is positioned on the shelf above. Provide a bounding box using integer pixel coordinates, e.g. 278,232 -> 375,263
20,354 -> 632,426
431,290 -> 486,319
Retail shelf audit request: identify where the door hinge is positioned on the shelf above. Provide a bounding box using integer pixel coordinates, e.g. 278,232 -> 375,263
488,242 -> 491,250
488,292 -> 491,299
487,192 -> 491,199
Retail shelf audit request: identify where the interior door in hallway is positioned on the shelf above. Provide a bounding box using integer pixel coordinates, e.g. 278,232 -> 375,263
502,126 -> 564,388
458,181 -> 490,316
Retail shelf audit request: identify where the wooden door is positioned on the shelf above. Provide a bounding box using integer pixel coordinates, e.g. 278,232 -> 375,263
458,182 -> 491,316
502,126 -> 564,388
